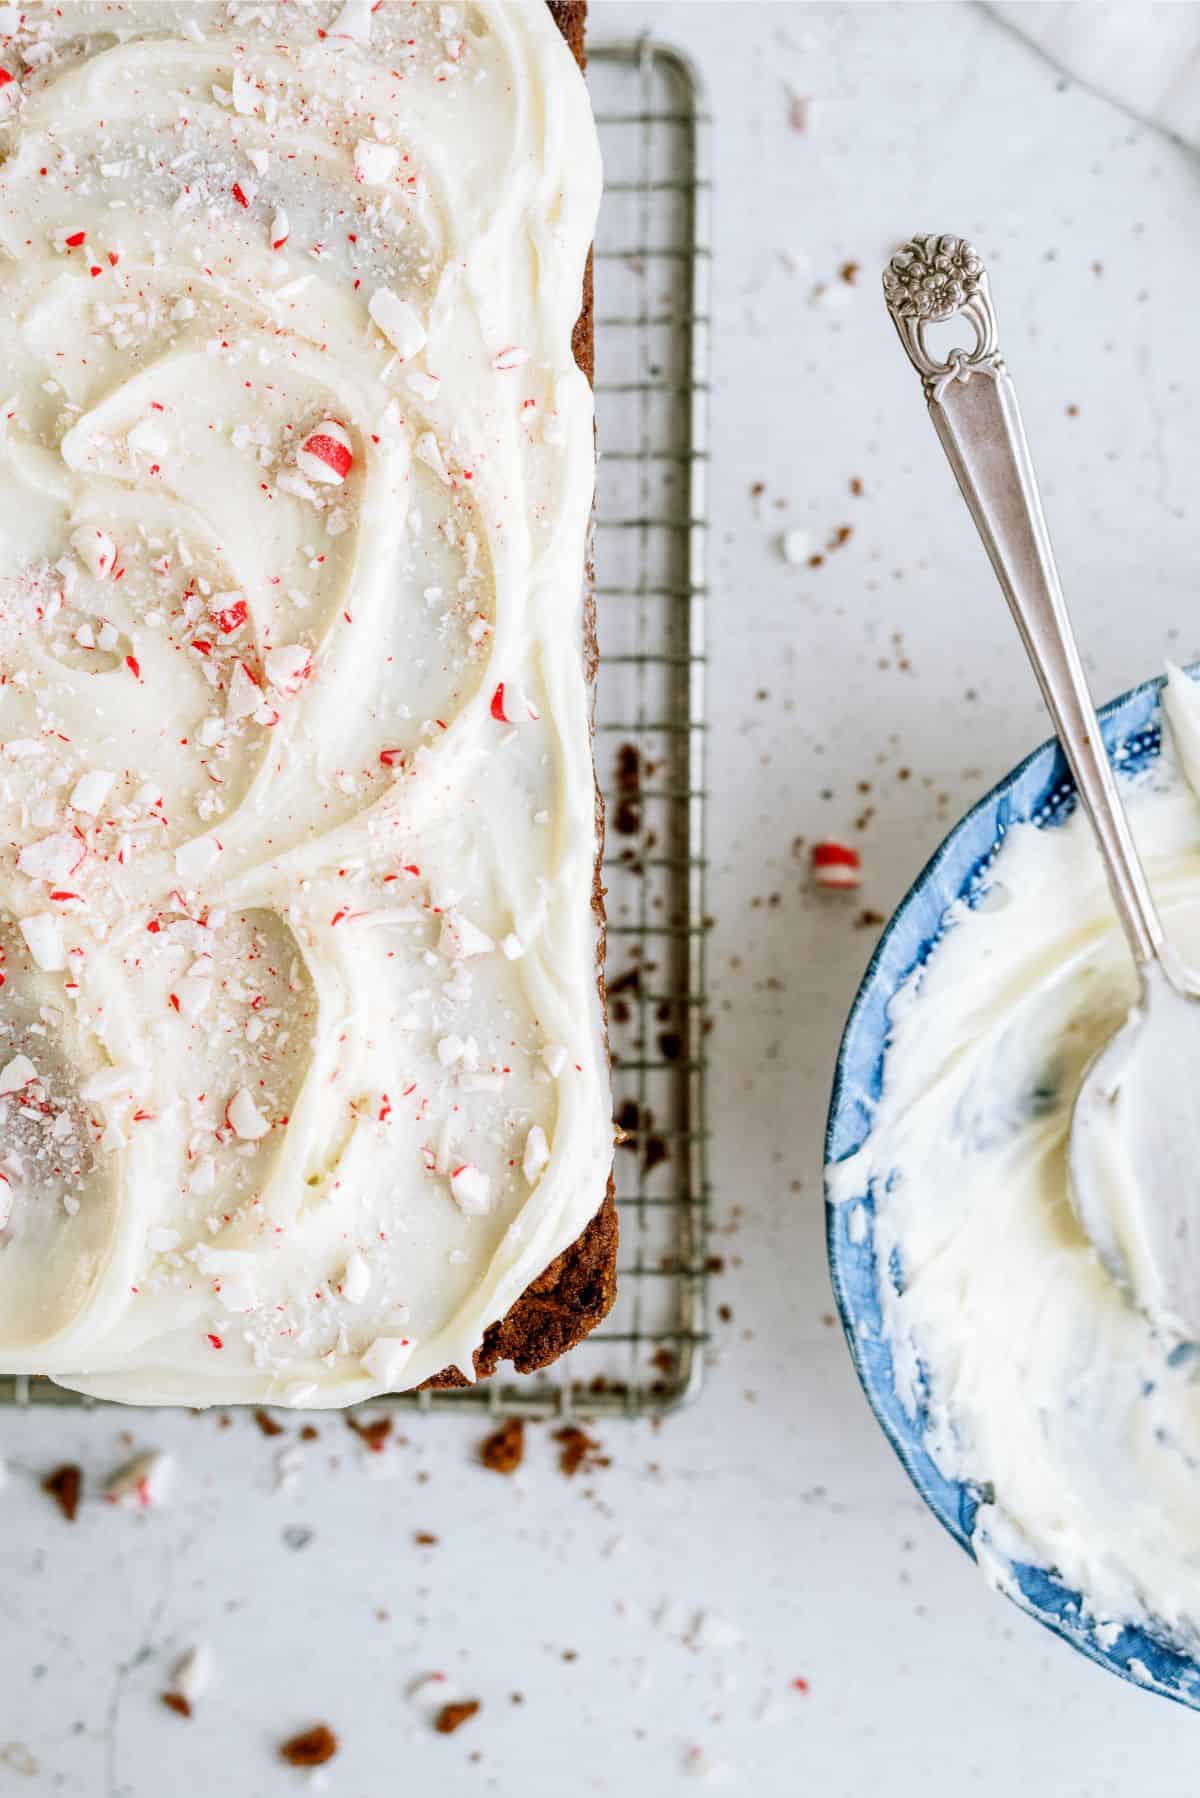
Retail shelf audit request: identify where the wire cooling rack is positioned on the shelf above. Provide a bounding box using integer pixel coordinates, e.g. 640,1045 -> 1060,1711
0,37 -> 711,1421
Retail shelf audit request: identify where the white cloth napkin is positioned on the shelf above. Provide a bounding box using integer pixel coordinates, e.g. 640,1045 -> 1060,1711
992,2 -> 1200,147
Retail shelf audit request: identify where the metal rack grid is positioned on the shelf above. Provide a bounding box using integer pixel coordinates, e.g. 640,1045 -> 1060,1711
0,37 -> 711,1421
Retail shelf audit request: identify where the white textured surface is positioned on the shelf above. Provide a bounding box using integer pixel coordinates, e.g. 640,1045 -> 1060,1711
5,4 -> 1200,1792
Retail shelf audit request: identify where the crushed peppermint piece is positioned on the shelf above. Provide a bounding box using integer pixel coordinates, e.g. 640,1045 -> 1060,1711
70,524 -> 116,579
438,910 -> 493,960
18,914 -> 66,971
414,430 -> 450,484
0,1054 -> 36,1097
226,660 -> 262,721
227,1088 -> 270,1140
263,643 -> 313,693
492,346 -> 530,371
174,837 -> 221,884
354,139 -> 400,185
369,288 -> 427,359
522,1125 -> 550,1184
362,1334 -> 414,1386
812,841 -> 862,890
105,1449 -> 171,1507
68,770 -> 115,815
449,1163 -> 491,1216
341,1251 -> 371,1304
171,1645 -> 212,1705
269,206 -> 289,250
490,681 -> 539,724
296,419 -> 353,485
17,831 -> 85,883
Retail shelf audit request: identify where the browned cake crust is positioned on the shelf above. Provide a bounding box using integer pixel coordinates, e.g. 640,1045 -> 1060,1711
423,0 -> 615,1390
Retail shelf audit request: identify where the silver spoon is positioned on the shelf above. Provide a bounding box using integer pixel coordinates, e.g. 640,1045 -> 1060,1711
884,233 -> 1200,1340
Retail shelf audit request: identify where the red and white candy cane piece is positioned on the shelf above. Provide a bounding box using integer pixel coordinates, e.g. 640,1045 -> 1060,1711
449,1163 -> 492,1216
17,829 -> 86,883
490,682 -> 539,725
263,643 -> 312,694
71,523 -> 116,580
226,660 -> 262,722
812,841 -> 862,890
492,346 -> 530,372
270,207 -> 289,251
105,1450 -> 172,1507
211,596 -> 248,635
0,68 -> 17,106
297,419 -> 353,485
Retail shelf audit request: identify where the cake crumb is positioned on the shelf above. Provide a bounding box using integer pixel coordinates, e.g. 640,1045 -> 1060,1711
479,1417 -> 525,1474
346,1414 -> 392,1453
254,1409 -> 285,1438
434,1700 -> 481,1735
554,1425 -> 609,1478
41,1464 -> 82,1521
279,1725 -> 338,1767
160,1693 -> 192,1720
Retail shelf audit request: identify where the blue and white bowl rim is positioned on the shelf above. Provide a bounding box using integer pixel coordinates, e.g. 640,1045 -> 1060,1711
824,664 -> 1200,1708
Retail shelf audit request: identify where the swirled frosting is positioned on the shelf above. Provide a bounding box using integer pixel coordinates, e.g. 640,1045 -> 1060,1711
831,667 -> 1200,1648
0,0 -> 610,1405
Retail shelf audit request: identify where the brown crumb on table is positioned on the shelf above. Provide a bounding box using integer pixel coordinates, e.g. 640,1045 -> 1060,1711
849,476 -> 864,496
346,1415 -> 392,1453
839,260 -> 859,285
279,1725 -> 338,1767
160,1692 -> 192,1720
856,909 -> 886,929
554,1425 -> 610,1478
414,1530 -> 439,1546
253,1409 -> 284,1438
479,1416 -> 525,1475
435,1700 -> 481,1736
41,1464 -> 82,1522
299,1424 -> 319,1442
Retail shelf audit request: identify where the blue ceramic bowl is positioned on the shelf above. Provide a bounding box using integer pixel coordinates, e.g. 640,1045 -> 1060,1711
825,666 -> 1200,1709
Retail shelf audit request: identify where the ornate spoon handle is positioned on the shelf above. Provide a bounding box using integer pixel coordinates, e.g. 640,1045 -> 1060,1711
883,234 -> 1165,969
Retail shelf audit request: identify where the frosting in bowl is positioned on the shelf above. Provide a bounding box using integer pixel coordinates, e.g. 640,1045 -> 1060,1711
0,0 -> 610,1405
830,665 -> 1200,1650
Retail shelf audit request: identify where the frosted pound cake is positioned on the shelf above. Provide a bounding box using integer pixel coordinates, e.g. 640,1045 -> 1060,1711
0,0 -> 614,1405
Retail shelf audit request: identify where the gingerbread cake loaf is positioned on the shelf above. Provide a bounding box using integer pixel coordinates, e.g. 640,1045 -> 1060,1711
0,0 -> 615,1405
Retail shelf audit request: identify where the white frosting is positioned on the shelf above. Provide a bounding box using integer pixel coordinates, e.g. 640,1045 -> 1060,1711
0,0 -> 610,1405
830,665 -> 1200,1647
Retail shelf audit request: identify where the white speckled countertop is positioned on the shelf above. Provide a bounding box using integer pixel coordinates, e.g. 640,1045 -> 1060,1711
7,5 -> 1200,1792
